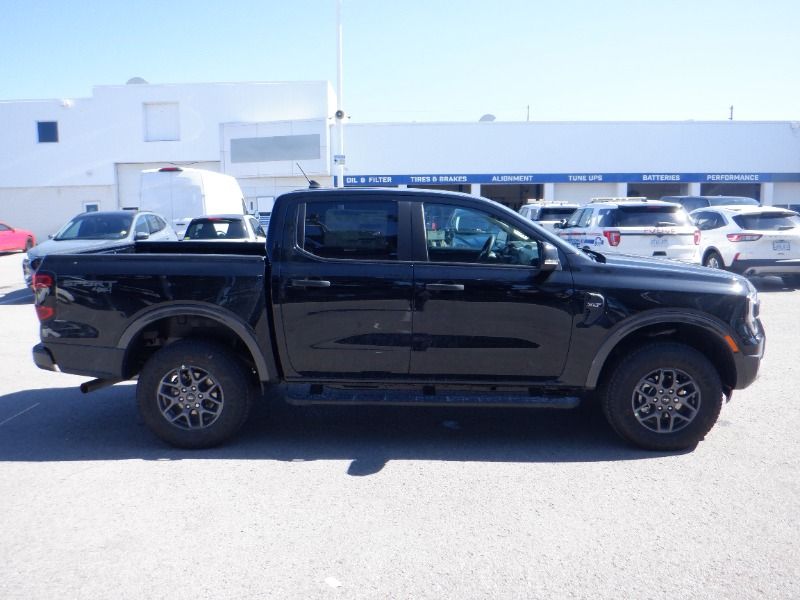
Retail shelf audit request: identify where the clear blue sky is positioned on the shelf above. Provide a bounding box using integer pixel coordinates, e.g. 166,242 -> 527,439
1,0 -> 798,123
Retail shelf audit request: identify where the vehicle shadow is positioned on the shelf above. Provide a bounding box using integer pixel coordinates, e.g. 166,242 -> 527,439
0,286 -> 33,305
751,276 -> 798,293
0,384 -> 683,472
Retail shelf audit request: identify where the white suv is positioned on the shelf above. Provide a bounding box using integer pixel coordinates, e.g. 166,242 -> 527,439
691,206 -> 800,286
556,199 -> 700,262
518,201 -> 579,231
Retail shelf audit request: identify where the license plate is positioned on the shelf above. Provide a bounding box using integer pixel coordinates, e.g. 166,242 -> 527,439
773,240 -> 790,251
650,238 -> 669,247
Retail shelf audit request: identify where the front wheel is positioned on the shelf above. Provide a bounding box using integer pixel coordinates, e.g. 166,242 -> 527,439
137,340 -> 253,448
601,342 -> 723,451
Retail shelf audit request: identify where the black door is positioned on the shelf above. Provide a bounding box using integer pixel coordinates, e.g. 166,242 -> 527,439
410,201 -> 574,380
277,197 -> 414,379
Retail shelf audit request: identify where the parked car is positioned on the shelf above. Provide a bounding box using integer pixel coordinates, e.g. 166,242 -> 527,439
30,187 -> 764,452
23,210 -> 177,285
691,205 -> 800,286
0,221 -> 35,253
518,201 -> 579,231
556,198 -> 700,263
661,195 -> 760,212
182,214 -> 266,241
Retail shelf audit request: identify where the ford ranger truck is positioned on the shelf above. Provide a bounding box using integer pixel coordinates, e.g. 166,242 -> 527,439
30,187 -> 765,451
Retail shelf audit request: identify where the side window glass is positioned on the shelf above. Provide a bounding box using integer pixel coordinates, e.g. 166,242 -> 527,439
135,217 -> 150,235
578,208 -> 593,228
249,216 -> 266,237
302,200 -> 398,260
595,208 -> 615,227
565,209 -> 585,228
146,214 -> 164,233
423,203 -> 540,266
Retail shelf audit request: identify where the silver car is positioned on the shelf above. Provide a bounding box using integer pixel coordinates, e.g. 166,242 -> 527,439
24,210 -> 177,285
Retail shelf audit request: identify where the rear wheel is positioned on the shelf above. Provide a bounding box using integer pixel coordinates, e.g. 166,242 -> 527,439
601,342 -> 723,451
703,250 -> 724,269
137,340 -> 253,448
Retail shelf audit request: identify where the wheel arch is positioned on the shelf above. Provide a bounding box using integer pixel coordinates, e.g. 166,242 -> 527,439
702,247 -> 725,267
587,312 -> 737,393
118,304 -> 274,383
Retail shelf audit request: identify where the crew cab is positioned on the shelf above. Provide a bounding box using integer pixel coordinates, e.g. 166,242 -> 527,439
30,188 -> 765,451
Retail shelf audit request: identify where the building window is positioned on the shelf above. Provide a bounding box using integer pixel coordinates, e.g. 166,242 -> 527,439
83,202 -> 99,213
37,121 -> 59,143
144,102 -> 180,142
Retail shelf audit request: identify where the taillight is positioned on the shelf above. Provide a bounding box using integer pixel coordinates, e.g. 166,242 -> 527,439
32,272 -> 55,321
32,273 -> 53,290
727,233 -> 762,242
694,229 -> 701,245
603,230 -> 621,246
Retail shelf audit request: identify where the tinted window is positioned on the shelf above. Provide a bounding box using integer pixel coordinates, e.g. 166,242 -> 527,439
598,206 -> 691,227
302,200 -> 398,260
185,218 -> 247,239
732,212 -> 800,231
693,211 -> 725,230
0,223 -> 10,232
54,214 -> 133,240
539,207 -> 577,221
423,203 -> 539,266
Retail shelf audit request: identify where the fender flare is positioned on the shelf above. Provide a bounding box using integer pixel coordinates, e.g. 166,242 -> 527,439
585,309 -> 735,389
117,303 -> 273,382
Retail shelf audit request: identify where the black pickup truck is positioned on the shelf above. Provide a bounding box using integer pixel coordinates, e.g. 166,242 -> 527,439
31,187 -> 765,451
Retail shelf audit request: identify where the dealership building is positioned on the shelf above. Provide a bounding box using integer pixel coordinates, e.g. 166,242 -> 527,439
1,80 -> 799,240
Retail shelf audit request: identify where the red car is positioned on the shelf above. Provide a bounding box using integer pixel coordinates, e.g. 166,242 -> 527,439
0,221 -> 35,252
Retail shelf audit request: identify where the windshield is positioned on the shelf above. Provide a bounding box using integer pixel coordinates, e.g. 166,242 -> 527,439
539,208 -> 577,221
732,212 -> 800,230
598,206 -> 692,227
54,213 -> 134,240
708,197 -> 759,207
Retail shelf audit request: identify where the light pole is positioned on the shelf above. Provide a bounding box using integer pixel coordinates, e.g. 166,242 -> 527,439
335,0 -> 345,188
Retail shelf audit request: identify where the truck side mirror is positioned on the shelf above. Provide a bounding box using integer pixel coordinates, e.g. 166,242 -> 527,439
539,242 -> 561,272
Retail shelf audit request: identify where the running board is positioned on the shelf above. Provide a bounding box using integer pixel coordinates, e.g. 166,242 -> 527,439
285,384 -> 581,409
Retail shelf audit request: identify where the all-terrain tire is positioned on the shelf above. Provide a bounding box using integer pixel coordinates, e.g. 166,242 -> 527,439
601,342 -> 723,451
137,340 -> 253,449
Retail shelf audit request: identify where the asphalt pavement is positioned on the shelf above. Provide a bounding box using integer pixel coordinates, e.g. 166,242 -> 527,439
0,251 -> 797,599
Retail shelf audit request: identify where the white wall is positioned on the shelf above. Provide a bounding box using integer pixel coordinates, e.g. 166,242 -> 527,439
553,183 -> 619,203
772,183 -> 800,206
0,81 -> 334,189
0,185 -> 114,241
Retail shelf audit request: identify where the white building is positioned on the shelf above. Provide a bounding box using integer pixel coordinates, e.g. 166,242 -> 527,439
1,80 -> 799,240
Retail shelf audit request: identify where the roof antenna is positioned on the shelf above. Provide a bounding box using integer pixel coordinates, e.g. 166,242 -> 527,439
296,163 -> 320,189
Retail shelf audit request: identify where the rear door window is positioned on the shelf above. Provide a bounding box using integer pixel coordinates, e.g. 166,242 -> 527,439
301,200 -> 399,260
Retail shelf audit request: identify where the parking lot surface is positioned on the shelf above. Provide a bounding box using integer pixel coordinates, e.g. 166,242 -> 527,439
0,251 -> 798,599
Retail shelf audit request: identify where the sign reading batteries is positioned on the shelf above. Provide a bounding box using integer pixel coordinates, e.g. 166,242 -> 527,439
342,173 -> 800,186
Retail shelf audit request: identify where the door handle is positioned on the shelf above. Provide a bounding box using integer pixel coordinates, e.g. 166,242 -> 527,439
425,283 -> 464,292
290,279 -> 331,288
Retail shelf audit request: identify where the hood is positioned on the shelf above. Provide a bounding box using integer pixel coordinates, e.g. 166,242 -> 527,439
27,238 -> 132,261
573,251 -> 751,295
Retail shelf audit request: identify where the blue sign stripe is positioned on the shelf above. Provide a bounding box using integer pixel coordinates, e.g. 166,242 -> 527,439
340,173 -> 800,186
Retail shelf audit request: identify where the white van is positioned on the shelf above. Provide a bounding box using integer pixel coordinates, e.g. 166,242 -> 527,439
139,167 -> 247,237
